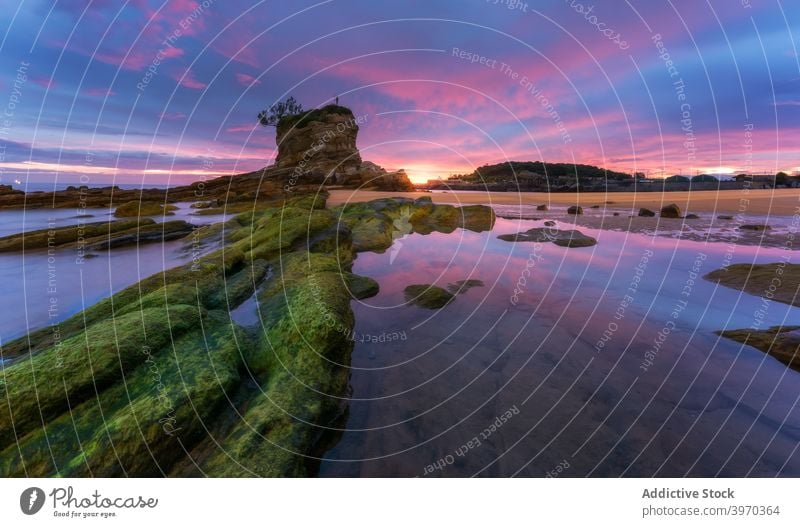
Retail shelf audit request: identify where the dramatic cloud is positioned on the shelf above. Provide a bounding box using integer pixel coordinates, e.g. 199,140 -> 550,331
1,0 -> 797,184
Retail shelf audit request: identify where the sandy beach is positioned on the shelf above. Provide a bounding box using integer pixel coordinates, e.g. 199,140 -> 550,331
328,188 -> 800,216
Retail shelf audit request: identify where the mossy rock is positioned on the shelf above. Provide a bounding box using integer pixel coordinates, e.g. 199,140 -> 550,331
349,215 -> 394,252
347,273 -> 380,299
660,203 -> 681,218
114,201 -> 176,217
716,325 -> 800,372
705,263 -> 800,308
460,205 -> 496,232
197,255 -> 355,476
0,219 -> 154,252
497,227 -> 597,248
0,195 -> 513,476
0,305 -> 203,449
404,284 -> 455,309
638,208 -> 656,217
0,311 -> 246,476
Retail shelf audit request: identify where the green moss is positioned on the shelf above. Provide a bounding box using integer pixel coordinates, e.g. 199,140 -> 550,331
717,326 -> 800,372
0,311 -> 246,476
0,305 -> 202,449
0,195 -> 498,476
276,104 -> 354,135
114,201 -> 175,218
0,219 -> 153,252
198,253 -> 355,476
497,227 -> 597,248
460,205 -> 496,232
234,206 -> 334,261
347,273 -> 380,299
333,199 -> 494,251
705,264 -> 800,308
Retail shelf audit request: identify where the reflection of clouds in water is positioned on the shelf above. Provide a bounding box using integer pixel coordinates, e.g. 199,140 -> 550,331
320,217 -> 800,476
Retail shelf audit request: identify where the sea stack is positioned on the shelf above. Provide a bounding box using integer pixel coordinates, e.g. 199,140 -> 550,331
269,104 -> 414,191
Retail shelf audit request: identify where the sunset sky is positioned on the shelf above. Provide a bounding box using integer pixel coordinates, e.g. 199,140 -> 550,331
1,0 -> 798,185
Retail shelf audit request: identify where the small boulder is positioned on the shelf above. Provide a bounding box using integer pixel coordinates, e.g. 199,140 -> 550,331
567,205 -> 583,215
718,215 -> 734,220
684,213 -> 700,219
660,203 -> 681,218
739,224 -> 771,231
347,274 -> 380,300
536,204 -> 549,211
497,227 -> 597,248
638,208 -> 656,217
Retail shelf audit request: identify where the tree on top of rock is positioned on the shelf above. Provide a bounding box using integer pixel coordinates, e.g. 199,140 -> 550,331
257,96 -> 304,127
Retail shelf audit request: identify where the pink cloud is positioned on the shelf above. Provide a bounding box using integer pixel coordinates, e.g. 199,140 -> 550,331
82,87 -> 115,97
31,77 -> 56,89
172,67 -> 207,90
227,123 -> 258,133
235,73 -> 261,87
212,28 -> 263,68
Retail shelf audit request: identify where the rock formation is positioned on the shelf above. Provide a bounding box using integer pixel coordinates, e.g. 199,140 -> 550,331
660,203 -> 681,218
638,208 -> 656,217
274,106 -> 362,177
266,104 -> 414,191
0,105 -> 412,211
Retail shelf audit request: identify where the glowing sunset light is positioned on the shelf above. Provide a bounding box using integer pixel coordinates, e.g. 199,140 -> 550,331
0,1 -> 796,185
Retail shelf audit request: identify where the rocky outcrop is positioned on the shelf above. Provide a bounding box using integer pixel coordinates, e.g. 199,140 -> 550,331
269,105 -> 414,191
275,106 -> 362,177
716,326 -> 800,372
638,208 -> 656,217
705,263 -> 800,307
0,195 -> 494,477
0,219 -> 193,253
0,106 -> 411,211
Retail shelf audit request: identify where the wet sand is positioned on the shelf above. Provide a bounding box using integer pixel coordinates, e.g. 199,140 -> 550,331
327,188 -> 800,216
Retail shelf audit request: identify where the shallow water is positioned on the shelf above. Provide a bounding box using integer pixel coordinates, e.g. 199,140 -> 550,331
0,202 -> 230,238
319,215 -> 800,476
0,238 -> 207,344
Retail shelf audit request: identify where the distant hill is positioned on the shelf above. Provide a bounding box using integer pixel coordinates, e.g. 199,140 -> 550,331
428,161 -> 633,191
453,161 -> 632,182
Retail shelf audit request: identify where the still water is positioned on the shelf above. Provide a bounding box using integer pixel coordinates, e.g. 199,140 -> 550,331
0,203 -> 229,343
319,215 -> 800,476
